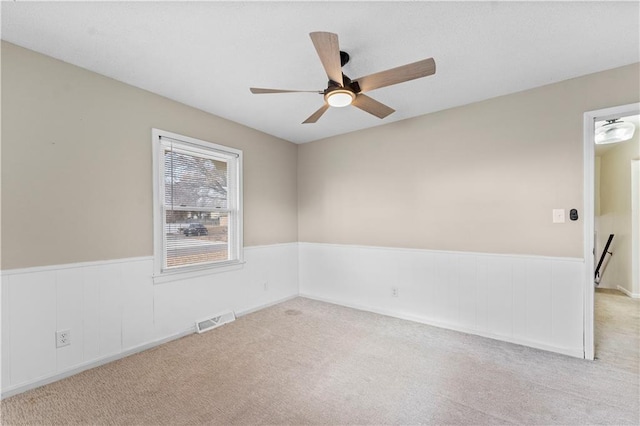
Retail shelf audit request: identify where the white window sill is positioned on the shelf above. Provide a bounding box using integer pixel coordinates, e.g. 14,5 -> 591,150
153,261 -> 245,285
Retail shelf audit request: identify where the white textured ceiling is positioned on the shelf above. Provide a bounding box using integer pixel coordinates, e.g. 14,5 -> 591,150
2,1 -> 639,144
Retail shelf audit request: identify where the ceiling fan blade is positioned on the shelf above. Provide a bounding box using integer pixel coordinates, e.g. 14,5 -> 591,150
303,103 -> 330,124
250,88 -> 322,94
352,94 -> 395,119
309,32 -> 344,86
354,58 -> 436,93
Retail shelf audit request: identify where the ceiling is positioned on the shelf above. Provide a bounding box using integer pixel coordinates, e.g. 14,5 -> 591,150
2,1 -> 639,144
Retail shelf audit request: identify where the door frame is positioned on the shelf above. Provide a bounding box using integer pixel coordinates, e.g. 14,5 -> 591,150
582,102 -> 640,360
631,160 -> 639,298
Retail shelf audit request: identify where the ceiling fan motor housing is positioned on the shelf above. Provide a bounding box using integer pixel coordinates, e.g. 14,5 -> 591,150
325,52 -> 360,93
325,74 -> 361,94
323,72 -> 362,108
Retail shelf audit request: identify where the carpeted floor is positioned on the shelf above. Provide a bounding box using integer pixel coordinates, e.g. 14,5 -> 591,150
595,288 -> 640,373
1,295 -> 639,425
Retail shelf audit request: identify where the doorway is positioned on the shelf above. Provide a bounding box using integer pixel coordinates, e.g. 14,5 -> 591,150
583,103 -> 640,361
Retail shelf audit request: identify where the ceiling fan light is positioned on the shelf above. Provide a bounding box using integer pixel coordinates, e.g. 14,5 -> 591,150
326,89 -> 355,108
595,119 -> 636,145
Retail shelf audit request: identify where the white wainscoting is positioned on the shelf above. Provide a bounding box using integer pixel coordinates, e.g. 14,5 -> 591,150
1,241 -> 587,397
0,243 -> 298,398
299,243 -> 585,358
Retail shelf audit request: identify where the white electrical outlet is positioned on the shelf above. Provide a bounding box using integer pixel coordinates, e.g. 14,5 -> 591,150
392,287 -> 399,297
56,329 -> 71,348
263,282 -> 269,291
552,209 -> 565,223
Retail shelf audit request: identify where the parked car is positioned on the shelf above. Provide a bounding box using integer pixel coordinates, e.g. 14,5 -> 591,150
183,223 -> 208,236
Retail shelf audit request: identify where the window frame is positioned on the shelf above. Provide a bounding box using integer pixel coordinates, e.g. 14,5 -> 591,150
152,129 -> 243,283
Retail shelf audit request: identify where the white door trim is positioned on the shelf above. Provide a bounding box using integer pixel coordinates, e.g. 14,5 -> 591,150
583,102 -> 640,360
631,160 -> 639,298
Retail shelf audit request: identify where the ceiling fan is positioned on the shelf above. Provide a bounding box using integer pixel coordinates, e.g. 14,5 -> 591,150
249,32 -> 436,124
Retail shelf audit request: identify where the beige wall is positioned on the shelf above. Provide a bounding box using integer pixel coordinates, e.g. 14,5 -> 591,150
3,40 -> 639,267
1,42 -> 298,269
595,130 -> 640,292
298,63 -> 640,258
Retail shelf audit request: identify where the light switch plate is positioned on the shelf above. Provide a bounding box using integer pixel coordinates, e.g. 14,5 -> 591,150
552,209 -> 565,223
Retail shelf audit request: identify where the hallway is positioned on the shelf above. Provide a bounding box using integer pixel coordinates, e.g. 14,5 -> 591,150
595,288 -> 640,374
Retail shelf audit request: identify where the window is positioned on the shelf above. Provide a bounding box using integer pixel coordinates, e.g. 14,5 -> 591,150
152,129 -> 242,278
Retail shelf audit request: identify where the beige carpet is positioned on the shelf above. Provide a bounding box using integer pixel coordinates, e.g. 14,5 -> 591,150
2,296 -> 639,425
595,288 -> 640,374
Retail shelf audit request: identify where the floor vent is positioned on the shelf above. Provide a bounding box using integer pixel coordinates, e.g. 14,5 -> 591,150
196,311 -> 236,334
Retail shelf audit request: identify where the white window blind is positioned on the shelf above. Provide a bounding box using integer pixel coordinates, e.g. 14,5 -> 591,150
153,131 -> 242,276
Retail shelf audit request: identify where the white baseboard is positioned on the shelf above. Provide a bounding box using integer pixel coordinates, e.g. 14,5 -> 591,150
617,285 -> 640,299
299,293 -> 584,359
1,327 -> 194,399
